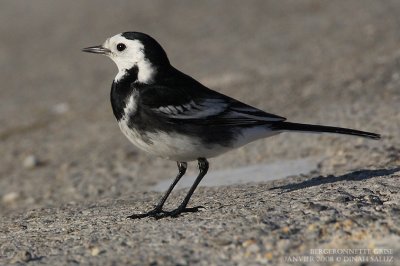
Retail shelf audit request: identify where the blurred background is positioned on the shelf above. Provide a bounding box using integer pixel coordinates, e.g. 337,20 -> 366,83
1,0 -> 399,214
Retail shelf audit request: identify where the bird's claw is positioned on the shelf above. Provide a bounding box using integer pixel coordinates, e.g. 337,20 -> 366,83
161,206 -> 204,218
127,208 -> 165,219
127,206 -> 204,219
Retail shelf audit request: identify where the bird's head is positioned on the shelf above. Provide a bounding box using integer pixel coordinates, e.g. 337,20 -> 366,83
83,32 -> 170,83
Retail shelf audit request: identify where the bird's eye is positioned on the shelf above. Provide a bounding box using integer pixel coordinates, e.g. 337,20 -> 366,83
117,43 -> 126,52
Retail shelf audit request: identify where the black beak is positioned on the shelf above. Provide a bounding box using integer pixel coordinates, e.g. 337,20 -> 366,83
82,45 -> 111,55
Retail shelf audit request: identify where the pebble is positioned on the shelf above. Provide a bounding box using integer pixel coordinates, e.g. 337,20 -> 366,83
2,192 -> 19,204
242,239 -> 256,247
91,247 -> 101,256
335,194 -> 355,203
366,195 -> 384,205
246,243 -> 260,253
52,102 -> 70,114
307,202 -> 328,211
23,155 -> 39,169
213,238 -> 232,246
11,251 -> 33,263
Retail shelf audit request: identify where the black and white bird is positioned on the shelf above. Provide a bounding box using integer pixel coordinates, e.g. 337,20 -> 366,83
83,32 -> 380,219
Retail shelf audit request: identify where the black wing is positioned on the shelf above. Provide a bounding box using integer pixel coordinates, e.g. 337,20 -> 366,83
138,82 -> 286,127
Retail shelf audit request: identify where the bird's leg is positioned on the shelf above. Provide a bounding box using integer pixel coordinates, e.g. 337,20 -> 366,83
127,161 -> 187,219
156,158 -> 209,219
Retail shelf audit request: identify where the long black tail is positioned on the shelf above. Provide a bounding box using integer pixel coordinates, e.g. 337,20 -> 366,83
273,122 -> 380,140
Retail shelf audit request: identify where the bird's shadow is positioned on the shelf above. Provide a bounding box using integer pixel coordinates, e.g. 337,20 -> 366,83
270,167 -> 400,192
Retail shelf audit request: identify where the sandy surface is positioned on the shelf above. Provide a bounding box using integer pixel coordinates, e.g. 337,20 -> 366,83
1,0 -> 400,265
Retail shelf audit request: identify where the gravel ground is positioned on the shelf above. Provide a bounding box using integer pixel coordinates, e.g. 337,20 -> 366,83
1,1 -> 400,265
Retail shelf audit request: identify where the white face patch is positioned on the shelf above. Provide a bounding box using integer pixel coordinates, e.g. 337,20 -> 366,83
103,34 -> 156,83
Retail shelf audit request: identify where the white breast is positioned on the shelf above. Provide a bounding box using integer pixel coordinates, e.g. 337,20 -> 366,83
118,119 -> 234,161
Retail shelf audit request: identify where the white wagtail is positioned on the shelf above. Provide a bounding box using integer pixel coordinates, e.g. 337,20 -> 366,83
83,32 -> 380,219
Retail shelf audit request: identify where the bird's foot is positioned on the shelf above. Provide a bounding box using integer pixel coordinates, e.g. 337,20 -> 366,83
127,206 -> 204,219
154,205 -> 204,219
127,208 -> 166,219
